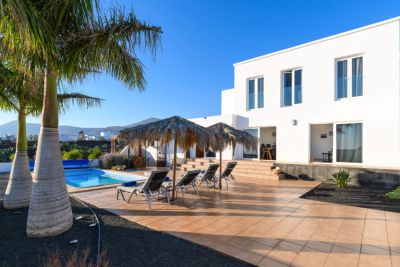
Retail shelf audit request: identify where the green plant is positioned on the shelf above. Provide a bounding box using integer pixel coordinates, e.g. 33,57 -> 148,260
62,149 -> 83,160
386,187 -> 400,200
88,146 -> 102,160
9,153 -> 15,162
331,170 -> 351,188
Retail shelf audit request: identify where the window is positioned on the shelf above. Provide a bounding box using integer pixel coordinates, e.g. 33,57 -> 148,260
336,56 -> 363,99
257,78 -> 264,108
352,57 -> 363,97
247,77 -> 264,110
243,129 -> 258,158
294,70 -> 302,104
281,69 -> 302,106
248,79 -> 255,110
336,123 -> 362,163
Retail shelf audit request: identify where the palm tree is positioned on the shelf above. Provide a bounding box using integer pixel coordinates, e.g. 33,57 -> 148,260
0,61 -> 102,209
0,1 -> 161,236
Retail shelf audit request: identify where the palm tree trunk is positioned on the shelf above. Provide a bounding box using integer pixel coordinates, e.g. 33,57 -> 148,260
27,71 -> 72,237
3,109 -> 32,209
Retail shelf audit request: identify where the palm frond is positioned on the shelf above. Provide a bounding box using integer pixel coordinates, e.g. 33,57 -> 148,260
60,8 -> 161,88
57,93 -> 103,113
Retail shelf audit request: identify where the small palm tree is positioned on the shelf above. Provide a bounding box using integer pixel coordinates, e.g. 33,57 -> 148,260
0,61 -> 102,209
1,1 -> 161,236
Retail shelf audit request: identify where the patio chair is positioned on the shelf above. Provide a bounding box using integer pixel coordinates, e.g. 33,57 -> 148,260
174,169 -> 201,199
197,163 -> 220,191
116,170 -> 169,209
220,161 -> 237,189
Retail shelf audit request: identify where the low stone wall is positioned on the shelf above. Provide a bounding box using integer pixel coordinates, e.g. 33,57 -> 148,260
0,162 -> 11,173
274,162 -> 400,189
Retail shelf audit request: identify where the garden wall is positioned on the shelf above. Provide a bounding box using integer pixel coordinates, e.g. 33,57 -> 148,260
274,162 -> 400,189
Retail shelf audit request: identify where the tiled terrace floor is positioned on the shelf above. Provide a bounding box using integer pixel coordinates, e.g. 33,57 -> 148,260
72,176 -> 400,267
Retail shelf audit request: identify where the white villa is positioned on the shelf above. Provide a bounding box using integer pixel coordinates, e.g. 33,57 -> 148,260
183,17 -> 400,172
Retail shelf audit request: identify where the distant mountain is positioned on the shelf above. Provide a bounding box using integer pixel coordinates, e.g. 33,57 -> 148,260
0,118 -> 160,138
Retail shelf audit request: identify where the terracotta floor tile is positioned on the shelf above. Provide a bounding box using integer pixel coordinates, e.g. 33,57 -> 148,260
267,247 -> 298,265
358,253 -> 391,267
246,241 -> 273,257
291,247 -> 328,267
71,177 -> 400,267
235,250 -> 264,265
324,245 -> 359,267
305,240 -> 333,253
258,256 -> 289,267
361,244 -> 390,256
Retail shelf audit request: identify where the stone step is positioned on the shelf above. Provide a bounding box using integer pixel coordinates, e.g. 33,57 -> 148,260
179,163 -> 274,172
186,158 -> 274,166
233,172 -> 285,180
180,164 -> 277,176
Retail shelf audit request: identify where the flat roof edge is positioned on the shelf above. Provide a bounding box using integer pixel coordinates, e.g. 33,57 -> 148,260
233,16 -> 400,67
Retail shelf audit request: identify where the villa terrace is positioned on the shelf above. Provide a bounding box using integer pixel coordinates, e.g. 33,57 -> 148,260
71,173 -> 400,267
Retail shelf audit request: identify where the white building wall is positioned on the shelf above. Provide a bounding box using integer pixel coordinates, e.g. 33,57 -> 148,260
218,18 -> 400,168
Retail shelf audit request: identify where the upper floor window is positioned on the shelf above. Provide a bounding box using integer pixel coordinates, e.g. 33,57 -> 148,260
281,69 -> 302,107
247,77 -> 264,110
336,56 -> 363,99
257,78 -> 264,108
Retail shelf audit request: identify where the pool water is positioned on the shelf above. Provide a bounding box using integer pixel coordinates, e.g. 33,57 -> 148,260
65,169 -> 142,188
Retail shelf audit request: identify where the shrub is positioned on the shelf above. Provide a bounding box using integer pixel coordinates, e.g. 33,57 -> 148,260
99,153 -> 128,169
62,149 -> 83,160
386,187 -> 400,200
331,170 -> 351,188
99,154 -> 144,170
9,152 -> 15,161
43,249 -> 109,267
88,146 -> 102,160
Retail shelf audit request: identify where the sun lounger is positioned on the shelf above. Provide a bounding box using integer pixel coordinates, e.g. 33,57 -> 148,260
220,161 -> 237,189
116,170 -> 169,209
167,169 -> 201,200
197,164 -> 220,191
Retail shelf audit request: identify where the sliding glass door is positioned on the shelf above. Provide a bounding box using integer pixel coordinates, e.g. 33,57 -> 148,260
336,123 -> 362,163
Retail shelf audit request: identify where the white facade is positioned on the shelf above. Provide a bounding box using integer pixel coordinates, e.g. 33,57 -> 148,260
188,17 -> 400,169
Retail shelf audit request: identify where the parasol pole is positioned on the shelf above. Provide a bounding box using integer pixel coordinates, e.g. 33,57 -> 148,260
219,150 -> 222,190
172,134 -> 178,200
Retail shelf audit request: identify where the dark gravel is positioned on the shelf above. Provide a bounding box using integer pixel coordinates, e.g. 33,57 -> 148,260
0,174 -> 251,267
301,182 -> 400,213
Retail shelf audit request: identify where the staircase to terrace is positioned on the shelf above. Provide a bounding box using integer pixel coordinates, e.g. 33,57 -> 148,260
178,158 -> 285,180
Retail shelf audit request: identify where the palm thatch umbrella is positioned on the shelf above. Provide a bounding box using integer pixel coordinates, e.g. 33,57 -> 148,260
119,116 -> 218,199
208,122 -> 258,189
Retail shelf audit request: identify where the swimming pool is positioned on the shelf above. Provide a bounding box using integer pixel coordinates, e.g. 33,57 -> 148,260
65,169 -> 144,188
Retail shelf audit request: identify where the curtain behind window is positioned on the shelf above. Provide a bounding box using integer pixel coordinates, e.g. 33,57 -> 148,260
337,60 -> 347,99
336,123 -> 362,163
352,57 -> 363,97
257,78 -> 264,108
283,72 -> 292,106
248,79 -> 255,109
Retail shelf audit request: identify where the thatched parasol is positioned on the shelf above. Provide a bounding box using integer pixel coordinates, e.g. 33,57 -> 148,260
208,122 -> 258,189
119,116 -> 218,199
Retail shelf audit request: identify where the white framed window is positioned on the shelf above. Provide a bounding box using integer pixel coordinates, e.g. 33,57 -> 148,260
247,77 -> 264,110
281,68 -> 302,107
335,56 -> 363,99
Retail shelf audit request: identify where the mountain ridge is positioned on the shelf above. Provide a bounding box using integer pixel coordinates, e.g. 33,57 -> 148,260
0,117 -> 160,137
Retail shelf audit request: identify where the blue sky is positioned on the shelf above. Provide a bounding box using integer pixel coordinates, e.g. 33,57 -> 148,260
1,0 -> 400,127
